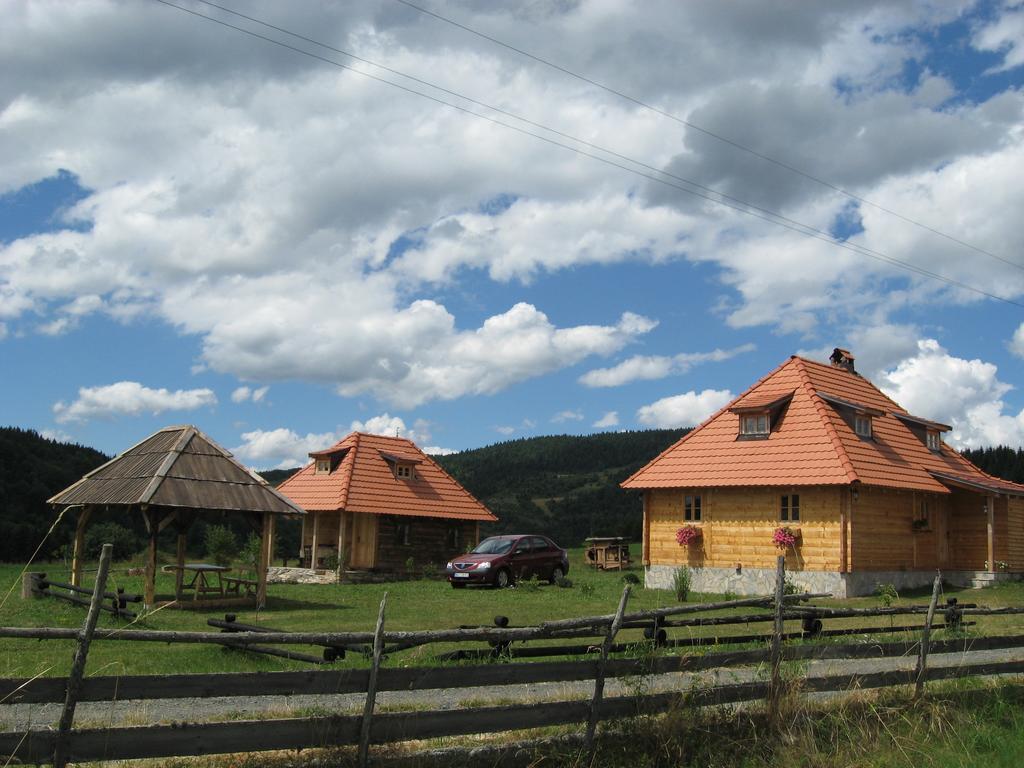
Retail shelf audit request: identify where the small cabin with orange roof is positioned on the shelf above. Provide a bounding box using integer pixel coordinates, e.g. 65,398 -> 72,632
277,432 -> 496,576
622,349 -> 1024,597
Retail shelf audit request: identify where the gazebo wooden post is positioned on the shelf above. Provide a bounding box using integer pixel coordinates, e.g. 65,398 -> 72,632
336,511 -> 347,579
172,512 -> 194,603
257,512 -> 272,608
266,514 -> 276,567
143,508 -> 160,608
70,506 -> 93,587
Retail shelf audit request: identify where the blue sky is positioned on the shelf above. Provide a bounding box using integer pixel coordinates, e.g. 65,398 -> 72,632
2,0 -> 1024,468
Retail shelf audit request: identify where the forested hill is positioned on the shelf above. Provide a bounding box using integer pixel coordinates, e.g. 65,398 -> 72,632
434,429 -> 688,547
0,427 -> 109,562
961,446 -> 1024,484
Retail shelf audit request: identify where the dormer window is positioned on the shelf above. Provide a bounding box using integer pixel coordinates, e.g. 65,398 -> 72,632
315,458 -> 332,474
854,415 -> 872,438
740,413 -> 770,436
395,464 -> 414,480
926,431 -> 940,451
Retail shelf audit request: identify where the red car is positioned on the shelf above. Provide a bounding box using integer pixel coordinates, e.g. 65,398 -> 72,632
446,534 -> 569,589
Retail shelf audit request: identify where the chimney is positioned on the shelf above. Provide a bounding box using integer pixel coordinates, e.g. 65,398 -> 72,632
829,348 -> 856,373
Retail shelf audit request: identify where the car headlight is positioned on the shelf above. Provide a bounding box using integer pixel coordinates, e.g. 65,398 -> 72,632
477,561 -> 491,570
445,562 -> 453,571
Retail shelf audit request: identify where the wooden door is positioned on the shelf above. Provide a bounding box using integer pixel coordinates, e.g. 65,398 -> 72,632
350,513 -> 378,569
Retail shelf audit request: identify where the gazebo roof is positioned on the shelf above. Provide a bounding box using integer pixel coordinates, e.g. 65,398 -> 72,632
49,425 -> 304,516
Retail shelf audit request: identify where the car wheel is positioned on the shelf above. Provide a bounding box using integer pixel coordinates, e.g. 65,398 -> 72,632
451,581 -> 466,589
549,566 -> 564,585
494,568 -> 512,589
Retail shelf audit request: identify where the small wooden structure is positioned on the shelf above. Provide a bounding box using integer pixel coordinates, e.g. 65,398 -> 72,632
584,537 -> 631,570
48,425 -> 304,608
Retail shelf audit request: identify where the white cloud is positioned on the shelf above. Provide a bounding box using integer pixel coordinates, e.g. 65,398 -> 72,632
593,411 -> 619,428
232,428 -> 340,470
53,381 -> 217,423
231,385 -> 269,404
973,3 -> 1024,73
350,413 -> 428,443
0,322 -> 7,339
580,343 -> 755,388
424,446 -> 456,456
878,339 -> 1024,448
636,389 -> 734,429
40,428 -> 74,443
1010,323 -> 1024,359
494,426 -> 516,436
552,409 -> 584,423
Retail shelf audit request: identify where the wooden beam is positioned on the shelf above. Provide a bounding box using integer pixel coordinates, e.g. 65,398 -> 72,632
988,495 -> 995,573
336,510 -> 346,578
70,506 -> 93,588
641,492 -> 650,566
257,512 -> 271,608
266,513 -> 275,568
310,511 -> 319,569
157,510 -> 180,533
144,509 -> 160,608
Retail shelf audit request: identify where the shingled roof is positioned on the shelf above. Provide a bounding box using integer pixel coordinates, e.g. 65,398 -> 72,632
49,425 -> 305,515
277,432 -> 497,521
622,355 -> 1024,497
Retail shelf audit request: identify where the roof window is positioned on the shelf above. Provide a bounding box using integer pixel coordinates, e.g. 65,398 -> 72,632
854,415 -> 872,438
395,463 -> 415,480
315,458 -> 332,474
926,430 -> 940,451
740,414 -> 770,437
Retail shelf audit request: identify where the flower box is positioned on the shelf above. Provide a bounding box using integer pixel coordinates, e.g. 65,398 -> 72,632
675,525 -> 702,547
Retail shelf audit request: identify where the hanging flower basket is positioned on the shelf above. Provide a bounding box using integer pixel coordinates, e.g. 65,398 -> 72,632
675,525 -> 702,546
772,526 -> 800,548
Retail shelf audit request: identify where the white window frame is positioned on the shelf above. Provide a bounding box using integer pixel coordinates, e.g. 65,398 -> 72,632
395,464 -> 413,479
315,458 -> 331,474
740,413 -> 770,436
854,415 -> 872,438
926,431 -> 940,451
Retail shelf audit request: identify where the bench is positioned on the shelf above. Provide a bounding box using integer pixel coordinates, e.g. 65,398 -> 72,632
224,577 -> 258,597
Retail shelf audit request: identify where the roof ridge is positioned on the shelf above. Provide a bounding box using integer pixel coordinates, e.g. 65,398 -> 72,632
793,358 -> 859,485
621,355 -> 799,487
336,431 -> 359,510
139,426 -> 195,506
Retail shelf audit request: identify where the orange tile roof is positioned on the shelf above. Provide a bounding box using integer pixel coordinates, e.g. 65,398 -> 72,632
622,355 -> 1024,496
277,432 -> 497,521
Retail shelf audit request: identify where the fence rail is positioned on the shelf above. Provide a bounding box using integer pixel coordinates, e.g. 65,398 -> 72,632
4,558 -> 1024,766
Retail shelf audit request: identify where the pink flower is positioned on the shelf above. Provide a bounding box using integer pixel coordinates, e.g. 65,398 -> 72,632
772,526 -> 799,547
676,525 -> 702,546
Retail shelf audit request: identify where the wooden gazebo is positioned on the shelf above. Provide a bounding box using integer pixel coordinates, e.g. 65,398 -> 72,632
48,425 -> 304,607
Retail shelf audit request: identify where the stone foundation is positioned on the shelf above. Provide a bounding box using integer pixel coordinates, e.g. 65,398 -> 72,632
644,565 -> 1024,598
266,566 -> 337,585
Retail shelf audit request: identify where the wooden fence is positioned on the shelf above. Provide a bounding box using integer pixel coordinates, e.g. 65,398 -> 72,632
3,558 -> 1024,766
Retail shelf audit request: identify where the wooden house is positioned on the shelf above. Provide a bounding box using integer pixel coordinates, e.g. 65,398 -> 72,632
622,349 -> 1024,597
277,432 -> 496,576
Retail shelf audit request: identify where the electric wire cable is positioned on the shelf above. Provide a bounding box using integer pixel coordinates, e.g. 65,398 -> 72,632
392,0 -> 1024,274
150,0 -> 1024,310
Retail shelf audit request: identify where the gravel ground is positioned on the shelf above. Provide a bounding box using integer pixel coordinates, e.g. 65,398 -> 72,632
4,648 -> 1023,732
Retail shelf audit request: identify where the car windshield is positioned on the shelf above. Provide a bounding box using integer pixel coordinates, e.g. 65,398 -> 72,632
471,537 -> 515,555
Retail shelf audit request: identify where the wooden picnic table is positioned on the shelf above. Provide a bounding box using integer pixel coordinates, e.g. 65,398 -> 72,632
584,537 -> 631,571
161,563 -> 230,600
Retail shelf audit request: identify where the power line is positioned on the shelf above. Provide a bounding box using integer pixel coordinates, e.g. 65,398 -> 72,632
150,0 -> 1024,310
392,0 -> 1024,275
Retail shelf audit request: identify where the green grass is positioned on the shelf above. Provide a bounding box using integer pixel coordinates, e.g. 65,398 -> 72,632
3,551 -> 1024,679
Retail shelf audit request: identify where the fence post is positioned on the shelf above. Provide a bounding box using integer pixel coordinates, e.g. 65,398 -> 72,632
769,554 -> 785,720
584,585 -> 631,759
53,543 -> 113,768
358,592 -> 388,768
914,572 -> 942,699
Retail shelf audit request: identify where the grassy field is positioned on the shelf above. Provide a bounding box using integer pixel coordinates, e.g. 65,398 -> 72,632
3,549 -> 1024,679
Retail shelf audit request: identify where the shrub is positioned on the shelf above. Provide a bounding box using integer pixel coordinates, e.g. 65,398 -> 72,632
321,554 -> 339,572
241,533 -> 262,569
84,522 -> 139,561
516,574 -> 541,593
421,561 -> 440,579
622,572 -> 641,585
204,525 -> 237,567
875,582 -> 899,607
783,577 -> 801,595
673,566 -> 691,602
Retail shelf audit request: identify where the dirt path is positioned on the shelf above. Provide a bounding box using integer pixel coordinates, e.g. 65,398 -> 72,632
4,648 -> 1022,732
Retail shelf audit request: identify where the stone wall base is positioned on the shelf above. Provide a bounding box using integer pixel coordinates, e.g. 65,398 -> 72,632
267,566 -> 337,585
644,564 -> 1024,598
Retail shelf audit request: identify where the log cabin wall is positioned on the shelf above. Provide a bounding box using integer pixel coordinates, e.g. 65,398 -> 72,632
374,516 -> 478,572
849,486 -> 950,571
1008,497 -> 1024,571
947,489 -> 990,571
646,486 -> 843,572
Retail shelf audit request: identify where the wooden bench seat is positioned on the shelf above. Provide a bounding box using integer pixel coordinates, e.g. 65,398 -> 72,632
223,577 -> 258,597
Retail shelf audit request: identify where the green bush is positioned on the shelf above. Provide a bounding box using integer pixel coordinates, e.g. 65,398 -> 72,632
241,534 -> 261,569
783,577 -> 801,595
672,566 -> 691,602
875,582 -> 899,607
421,561 -> 440,579
84,522 -> 139,561
622,572 -> 641,585
204,525 -> 237,567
